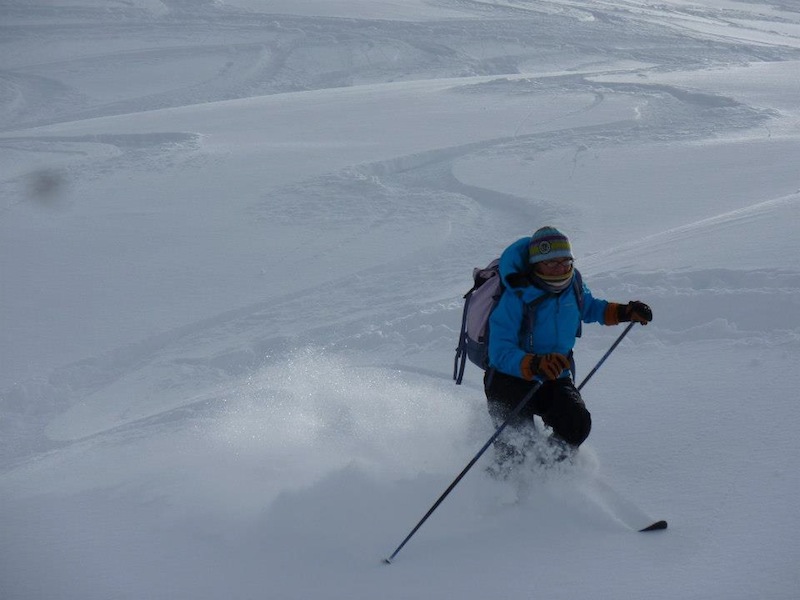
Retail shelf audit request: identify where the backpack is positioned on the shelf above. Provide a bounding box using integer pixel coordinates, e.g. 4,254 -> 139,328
453,259 -> 584,385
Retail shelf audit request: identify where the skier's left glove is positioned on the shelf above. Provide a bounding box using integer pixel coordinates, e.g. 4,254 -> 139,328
605,301 -> 653,325
621,301 -> 653,324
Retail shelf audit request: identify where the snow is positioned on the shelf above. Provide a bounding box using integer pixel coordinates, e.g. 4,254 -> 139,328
1,0 -> 799,598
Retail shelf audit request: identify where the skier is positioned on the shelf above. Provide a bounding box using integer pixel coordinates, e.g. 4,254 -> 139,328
486,226 -> 652,472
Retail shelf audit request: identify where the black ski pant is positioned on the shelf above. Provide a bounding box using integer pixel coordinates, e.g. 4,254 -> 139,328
484,370 -> 591,448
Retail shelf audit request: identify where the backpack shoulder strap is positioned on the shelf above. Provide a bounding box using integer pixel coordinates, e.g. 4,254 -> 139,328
573,269 -> 584,338
521,291 -> 553,346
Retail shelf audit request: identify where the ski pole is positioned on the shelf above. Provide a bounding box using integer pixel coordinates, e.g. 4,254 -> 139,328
383,381 -> 542,565
577,322 -> 635,391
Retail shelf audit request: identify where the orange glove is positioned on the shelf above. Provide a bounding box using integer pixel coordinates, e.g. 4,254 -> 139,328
520,353 -> 570,381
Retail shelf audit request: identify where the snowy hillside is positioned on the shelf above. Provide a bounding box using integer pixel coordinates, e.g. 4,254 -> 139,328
1,0 -> 799,598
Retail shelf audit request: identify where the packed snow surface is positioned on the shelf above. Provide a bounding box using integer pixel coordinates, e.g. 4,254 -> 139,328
1,0 -> 799,598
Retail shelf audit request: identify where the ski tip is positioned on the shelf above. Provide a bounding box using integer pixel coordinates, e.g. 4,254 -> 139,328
639,520 -> 668,532
382,558 -> 393,565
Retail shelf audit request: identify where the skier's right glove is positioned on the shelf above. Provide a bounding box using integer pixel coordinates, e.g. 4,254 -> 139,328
521,353 -> 570,381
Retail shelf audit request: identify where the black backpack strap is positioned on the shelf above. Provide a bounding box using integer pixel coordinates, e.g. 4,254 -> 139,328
573,269 -> 584,338
453,291 -> 472,384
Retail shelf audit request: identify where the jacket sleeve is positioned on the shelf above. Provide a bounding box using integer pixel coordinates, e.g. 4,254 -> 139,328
580,282 -> 611,324
487,290 -> 528,378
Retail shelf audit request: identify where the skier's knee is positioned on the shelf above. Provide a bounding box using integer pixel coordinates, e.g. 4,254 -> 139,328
551,407 -> 591,447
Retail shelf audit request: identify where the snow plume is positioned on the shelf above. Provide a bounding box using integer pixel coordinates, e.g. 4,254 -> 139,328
212,348 -> 486,500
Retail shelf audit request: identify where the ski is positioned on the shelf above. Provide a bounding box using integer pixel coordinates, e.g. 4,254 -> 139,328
640,520 -> 668,532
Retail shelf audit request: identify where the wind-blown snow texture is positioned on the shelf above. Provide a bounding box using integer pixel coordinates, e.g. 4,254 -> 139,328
1,0 -> 799,598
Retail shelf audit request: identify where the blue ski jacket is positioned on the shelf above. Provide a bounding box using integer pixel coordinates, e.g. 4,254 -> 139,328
488,237 -> 610,379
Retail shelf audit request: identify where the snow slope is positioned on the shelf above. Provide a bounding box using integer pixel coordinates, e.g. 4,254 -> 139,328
1,0 -> 799,598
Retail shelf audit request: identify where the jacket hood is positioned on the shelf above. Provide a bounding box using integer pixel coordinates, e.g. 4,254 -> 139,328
498,237 -> 533,287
